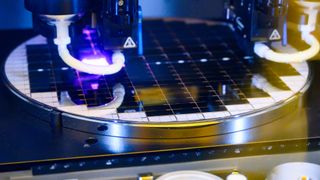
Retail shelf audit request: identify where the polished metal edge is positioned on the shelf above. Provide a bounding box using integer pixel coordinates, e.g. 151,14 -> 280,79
1,19 -> 312,138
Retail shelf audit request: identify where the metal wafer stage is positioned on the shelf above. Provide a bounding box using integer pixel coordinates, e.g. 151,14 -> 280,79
2,19 -> 310,139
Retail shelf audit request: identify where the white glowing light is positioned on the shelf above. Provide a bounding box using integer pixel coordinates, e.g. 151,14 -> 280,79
82,58 -> 109,66
222,57 -> 231,61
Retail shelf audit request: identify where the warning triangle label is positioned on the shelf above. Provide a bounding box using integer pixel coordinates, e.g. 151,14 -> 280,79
123,37 -> 137,48
269,29 -> 281,41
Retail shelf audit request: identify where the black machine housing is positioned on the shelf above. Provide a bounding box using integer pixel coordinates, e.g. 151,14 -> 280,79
25,0 -> 141,54
227,0 -> 289,53
24,0 -> 304,56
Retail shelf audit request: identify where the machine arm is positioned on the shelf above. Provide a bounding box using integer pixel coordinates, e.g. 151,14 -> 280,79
24,0 -> 140,75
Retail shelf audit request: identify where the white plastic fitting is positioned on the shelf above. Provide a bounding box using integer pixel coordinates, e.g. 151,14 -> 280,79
254,4 -> 320,63
51,15 -> 125,75
266,162 -> 320,180
254,33 -> 320,63
60,83 -> 125,112
226,171 -> 247,180
157,171 -> 223,180
99,83 -> 126,109
252,74 -> 281,93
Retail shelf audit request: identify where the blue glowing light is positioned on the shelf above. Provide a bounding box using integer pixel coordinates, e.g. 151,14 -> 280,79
243,56 -> 253,60
61,67 -> 69,71
138,7 -> 144,55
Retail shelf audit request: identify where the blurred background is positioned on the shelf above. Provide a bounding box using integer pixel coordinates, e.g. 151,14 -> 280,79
0,0 -> 224,29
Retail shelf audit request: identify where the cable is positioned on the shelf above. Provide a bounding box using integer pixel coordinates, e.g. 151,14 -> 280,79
254,33 -> 320,63
105,83 -> 126,109
88,83 -> 126,110
254,7 -> 320,63
52,17 -> 125,75
60,84 -> 125,113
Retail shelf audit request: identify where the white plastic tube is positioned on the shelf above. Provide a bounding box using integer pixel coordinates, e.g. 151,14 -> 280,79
254,33 -> 320,63
92,83 -> 126,109
60,84 -> 125,112
53,18 -> 125,75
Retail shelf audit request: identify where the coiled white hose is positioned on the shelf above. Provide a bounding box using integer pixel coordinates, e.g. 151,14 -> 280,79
53,19 -> 125,75
254,33 -> 320,63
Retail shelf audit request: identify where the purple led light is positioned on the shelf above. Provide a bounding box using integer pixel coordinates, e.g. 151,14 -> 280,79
83,29 -> 94,35
90,83 -> 99,90
83,28 -> 98,55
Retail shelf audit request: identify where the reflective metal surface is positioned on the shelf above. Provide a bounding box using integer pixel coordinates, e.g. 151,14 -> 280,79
0,27 -> 320,173
2,19 -> 311,139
